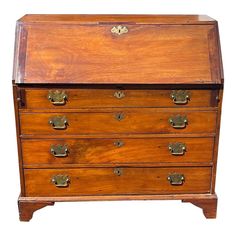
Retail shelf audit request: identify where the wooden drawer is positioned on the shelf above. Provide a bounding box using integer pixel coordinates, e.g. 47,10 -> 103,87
24,167 -> 212,196
22,137 -> 214,166
23,88 -> 216,109
20,110 -> 217,135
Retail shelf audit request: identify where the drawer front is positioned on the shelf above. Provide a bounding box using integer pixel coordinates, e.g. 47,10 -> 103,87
22,138 -> 214,165
24,167 -> 211,196
23,89 -> 216,109
23,24 -> 215,84
20,111 -> 217,135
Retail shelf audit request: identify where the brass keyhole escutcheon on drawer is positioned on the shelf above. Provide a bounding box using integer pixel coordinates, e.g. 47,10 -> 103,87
111,25 -> 128,35
167,173 -> 185,185
169,115 -> 188,129
114,168 -> 123,176
114,91 -> 125,99
50,144 -> 69,158
114,140 -> 124,147
48,90 -> 68,105
49,116 -> 68,130
51,174 -> 70,187
171,90 -> 190,105
168,142 -> 186,156
115,113 -> 125,121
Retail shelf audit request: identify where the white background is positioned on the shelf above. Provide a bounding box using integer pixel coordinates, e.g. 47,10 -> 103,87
0,0 -> 235,235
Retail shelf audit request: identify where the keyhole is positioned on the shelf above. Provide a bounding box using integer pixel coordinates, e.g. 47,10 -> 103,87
117,92 -> 122,98
115,113 -> 124,121
114,168 -> 122,176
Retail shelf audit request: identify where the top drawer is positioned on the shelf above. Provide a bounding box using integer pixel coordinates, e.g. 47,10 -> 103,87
20,88 -> 217,109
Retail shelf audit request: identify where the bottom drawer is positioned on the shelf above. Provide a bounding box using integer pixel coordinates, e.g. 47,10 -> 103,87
24,167 -> 211,197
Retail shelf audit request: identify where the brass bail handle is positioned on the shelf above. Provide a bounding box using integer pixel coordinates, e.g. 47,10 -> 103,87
171,90 -> 190,105
51,174 -> 70,187
168,142 -> 186,156
168,173 -> 185,185
169,115 -> 188,129
50,144 -> 69,158
49,116 -> 68,130
48,90 -> 68,105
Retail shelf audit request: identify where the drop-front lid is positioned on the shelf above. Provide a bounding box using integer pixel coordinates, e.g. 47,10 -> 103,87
13,14 -> 223,84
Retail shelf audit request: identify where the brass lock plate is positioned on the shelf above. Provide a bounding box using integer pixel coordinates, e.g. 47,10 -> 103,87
111,25 -> 128,35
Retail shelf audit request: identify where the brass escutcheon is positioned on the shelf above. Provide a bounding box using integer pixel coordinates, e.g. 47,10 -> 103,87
169,115 -> 188,129
114,140 -> 124,147
167,173 -> 185,185
49,116 -> 68,130
168,142 -> 186,156
115,113 -> 125,121
51,174 -> 70,187
50,144 -> 68,158
48,90 -> 68,105
114,168 -> 123,176
114,91 -> 125,99
111,25 -> 128,35
171,90 -> 190,105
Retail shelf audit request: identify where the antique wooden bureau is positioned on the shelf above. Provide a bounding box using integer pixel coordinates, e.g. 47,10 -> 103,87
13,14 -> 223,221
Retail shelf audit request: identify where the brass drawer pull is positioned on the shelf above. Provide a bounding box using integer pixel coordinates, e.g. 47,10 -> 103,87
51,174 -> 70,187
49,116 -> 68,130
114,140 -> 124,147
169,115 -> 188,129
115,113 -> 125,121
48,90 -> 67,105
111,25 -> 128,35
171,90 -> 190,105
50,144 -> 68,157
168,142 -> 186,156
168,173 -> 185,185
114,90 -> 125,99
114,168 -> 123,176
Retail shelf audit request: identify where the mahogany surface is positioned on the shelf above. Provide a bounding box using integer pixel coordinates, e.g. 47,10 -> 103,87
13,14 -> 223,221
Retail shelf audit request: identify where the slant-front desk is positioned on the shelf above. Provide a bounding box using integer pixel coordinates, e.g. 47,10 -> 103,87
13,14 -> 223,221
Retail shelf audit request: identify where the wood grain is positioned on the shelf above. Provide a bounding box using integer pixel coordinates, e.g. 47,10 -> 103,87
18,199 -> 54,221
15,24 -> 219,84
19,110 -> 217,135
21,137 -> 214,166
24,88 -> 215,109
24,167 -> 212,197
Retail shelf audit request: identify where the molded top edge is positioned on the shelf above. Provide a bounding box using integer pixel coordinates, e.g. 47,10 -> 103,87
18,14 -> 216,25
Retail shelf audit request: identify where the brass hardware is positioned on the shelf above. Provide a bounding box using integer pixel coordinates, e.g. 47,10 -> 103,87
167,173 -> 185,185
114,168 -> 123,176
49,116 -> 68,130
48,90 -> 67,105
168,142 -> 186,156
111,25 -> 128,35
50,144 -> 68,157
115,113 -> 125,121
169,115 -> 188,129
51,174 -> 70,187
114,91 -> 125,99
114,140 -> 124,147
171,90 -> 190,105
